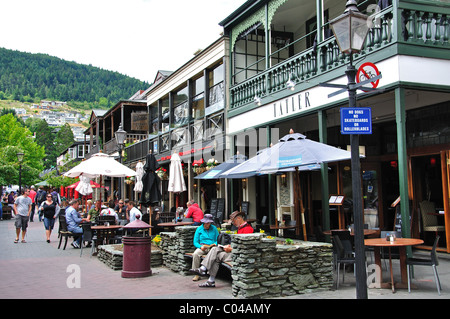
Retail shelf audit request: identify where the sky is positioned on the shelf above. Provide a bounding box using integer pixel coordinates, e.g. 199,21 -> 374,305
0,0 -> 248,84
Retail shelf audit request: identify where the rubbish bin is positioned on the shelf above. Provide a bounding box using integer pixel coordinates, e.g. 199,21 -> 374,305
121,218 -> 153,278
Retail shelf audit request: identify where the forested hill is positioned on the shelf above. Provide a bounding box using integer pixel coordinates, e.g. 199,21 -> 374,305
0,47 -> 150,109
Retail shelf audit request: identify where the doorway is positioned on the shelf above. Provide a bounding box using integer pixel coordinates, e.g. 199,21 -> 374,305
411,154 -> 447,249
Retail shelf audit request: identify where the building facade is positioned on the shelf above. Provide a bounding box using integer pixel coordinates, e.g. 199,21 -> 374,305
219,0 -> 450,251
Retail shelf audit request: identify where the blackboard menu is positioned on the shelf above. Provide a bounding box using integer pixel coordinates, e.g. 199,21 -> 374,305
241,201 -> 249,216
216,198 -> 225,223
210,199 -> 218,218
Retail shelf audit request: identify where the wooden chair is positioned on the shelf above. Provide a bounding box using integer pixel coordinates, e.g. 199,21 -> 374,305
2,205 -> 12,220
419,201 -> 445,242
58,215 -> 75,250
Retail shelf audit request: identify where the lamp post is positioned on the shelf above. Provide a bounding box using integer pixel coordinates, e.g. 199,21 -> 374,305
115,123 -> 127,199
329,0 -> 370,299
17,152 -> 24,194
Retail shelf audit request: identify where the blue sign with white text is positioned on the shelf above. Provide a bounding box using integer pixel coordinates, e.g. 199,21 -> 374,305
340,107 -> 372,134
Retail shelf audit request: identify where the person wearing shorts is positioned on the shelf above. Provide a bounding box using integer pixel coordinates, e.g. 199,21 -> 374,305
14,189 -> 32,243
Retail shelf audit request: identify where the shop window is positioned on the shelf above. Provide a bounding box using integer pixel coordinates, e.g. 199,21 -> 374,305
161,97 -> 170,133
192,94 -> 204,120
192,120 -> 203,142
149,102 -> 159,136
173,101 -> 189,128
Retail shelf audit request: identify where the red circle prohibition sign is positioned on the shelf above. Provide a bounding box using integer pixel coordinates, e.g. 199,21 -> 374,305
357,62 -> 380,92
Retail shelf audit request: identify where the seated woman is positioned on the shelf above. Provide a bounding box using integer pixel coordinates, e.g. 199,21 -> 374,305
100,200 -> 119,224
191,214 -> 219,281
190,211 -> 253,287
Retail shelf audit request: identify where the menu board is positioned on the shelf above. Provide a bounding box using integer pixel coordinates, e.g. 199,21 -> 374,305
216,198 -> 225,223
241,201 -> 249,215
329,195 -> 345,205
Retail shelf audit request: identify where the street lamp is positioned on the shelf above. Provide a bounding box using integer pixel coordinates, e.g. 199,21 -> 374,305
330,0 -> 370,300
17,152 -> 24,194
115,123 -> 127,199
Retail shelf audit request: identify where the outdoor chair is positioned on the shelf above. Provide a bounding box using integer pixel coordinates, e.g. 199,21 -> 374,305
80,223 -> 97,257
419,200 -> 445,239
332,235 -> 356,289
58,215 -> 75,250
407,235 -> 442,295
284,220 -> 297,239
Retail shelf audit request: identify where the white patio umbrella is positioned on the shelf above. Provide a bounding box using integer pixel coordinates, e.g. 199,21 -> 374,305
64,152 -> 137,178
134,161 -> 144,192
64,152 -> 136,201
168,152 -> 186,193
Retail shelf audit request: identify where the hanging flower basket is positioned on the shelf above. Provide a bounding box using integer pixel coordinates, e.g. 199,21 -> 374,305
206,158 -> 219,170
192,159 -> 206,175
156,167 -> 168,180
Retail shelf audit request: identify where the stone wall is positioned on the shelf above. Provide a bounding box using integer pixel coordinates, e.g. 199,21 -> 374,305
159,226 -> 197,274
230,234 -> 334,298
97,244 -> 163,270
158,227 -> 334,298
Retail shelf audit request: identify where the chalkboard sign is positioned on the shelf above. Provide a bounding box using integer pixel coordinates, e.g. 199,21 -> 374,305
241,201 -> 249,216
216,198 -> 225,224
210,199 -> 218,218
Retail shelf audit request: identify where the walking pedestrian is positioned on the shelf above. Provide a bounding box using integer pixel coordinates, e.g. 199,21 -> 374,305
13,189 -> 32,243
29,186 -> 37,222
39,193 -> 60,243
35,186 -> 47,222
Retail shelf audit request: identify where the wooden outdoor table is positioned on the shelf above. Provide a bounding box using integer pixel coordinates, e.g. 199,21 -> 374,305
364,238 -> 424,293
158,221 -> 194,231
91,225 -> 123,245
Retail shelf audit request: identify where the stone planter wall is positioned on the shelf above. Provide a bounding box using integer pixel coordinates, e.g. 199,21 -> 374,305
158,227 -> 334,298
97,244 -> 163,270
159,226 -> 197,274
230,234 -> 334,298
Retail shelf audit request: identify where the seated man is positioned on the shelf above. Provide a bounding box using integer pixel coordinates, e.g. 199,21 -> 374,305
191,214 -> 219,281
65,199 -> 88,248
185,200 -> 204,225
190,211 -> 253,287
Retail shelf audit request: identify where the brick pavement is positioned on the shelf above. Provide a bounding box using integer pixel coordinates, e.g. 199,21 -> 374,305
1,217 -> 449,301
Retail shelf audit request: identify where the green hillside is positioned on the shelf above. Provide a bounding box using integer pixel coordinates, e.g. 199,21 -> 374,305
0,47 -> 150,109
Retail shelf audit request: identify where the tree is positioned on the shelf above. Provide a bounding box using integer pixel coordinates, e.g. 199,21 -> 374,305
34,119 -> 56,169
0,114 -> 45,186
55,123 -> 74,155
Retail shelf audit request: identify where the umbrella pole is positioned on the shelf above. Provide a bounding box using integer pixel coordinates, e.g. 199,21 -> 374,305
296,167 -> 307,241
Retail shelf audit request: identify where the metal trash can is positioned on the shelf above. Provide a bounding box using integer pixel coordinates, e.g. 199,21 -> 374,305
121,218 -> 153,278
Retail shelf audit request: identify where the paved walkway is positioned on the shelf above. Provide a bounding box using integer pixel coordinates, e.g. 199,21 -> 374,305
1,217 -> 449,301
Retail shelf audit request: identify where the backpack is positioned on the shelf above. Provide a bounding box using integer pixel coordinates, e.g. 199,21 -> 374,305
37,190 -> 46,203
217,233 -> 231,246
51,192 -> 60,205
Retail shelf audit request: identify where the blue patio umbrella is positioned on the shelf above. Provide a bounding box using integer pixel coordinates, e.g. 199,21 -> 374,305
222,132 -> 353,177
194,154 -> 250,179
221,131 -> 354,240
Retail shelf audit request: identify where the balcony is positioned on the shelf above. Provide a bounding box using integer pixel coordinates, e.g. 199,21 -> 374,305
229,2 -> 450,113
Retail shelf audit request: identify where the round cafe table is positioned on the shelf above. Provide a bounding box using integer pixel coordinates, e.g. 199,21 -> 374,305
364,237 -> 424,293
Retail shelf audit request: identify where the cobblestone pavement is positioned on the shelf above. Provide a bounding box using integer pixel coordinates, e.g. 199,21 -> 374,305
1,217 -> 449,302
